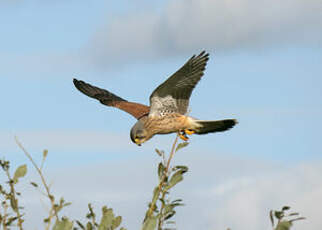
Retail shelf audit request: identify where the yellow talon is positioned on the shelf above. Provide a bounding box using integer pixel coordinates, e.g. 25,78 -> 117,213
185,129 -> 195,135
179,131 -> 189,141
179,134 -> 189,141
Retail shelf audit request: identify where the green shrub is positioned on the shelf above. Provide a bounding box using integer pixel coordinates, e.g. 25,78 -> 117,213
0,136 -> 305,230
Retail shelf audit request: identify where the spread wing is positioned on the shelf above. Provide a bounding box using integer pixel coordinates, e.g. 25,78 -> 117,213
149,51 -> 209,117
73,79 -> 150,120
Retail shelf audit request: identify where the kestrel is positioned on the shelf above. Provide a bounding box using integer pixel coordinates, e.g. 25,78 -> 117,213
73,51 -> 237,146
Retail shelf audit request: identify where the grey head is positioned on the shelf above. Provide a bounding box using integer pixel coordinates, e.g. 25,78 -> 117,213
130,119 -> 149,146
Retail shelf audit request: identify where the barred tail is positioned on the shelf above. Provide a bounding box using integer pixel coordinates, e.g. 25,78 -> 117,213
194,119 -> 237,134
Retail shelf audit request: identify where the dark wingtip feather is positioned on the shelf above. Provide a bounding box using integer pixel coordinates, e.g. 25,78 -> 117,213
73,78 -> 127,106
195,119 -> 238,134
224,119 -> 238,130
73,78 -> 81,85
73,78 -> 86,92
73,78 -> 79,86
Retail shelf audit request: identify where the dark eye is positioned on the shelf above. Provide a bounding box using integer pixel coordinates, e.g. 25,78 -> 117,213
136,130 -> 145,138
136,133 -> 145,139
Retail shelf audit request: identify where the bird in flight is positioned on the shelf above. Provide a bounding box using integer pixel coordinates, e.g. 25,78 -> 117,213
73,51 -> 237,146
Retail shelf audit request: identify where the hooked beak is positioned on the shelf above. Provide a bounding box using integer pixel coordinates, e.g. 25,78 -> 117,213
134,138 -> 142,146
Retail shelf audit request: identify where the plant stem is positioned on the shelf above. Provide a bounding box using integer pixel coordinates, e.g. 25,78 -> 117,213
2,201 -> 9,230
157,134 -> 179,229
166,134 -> 179,171
145,134 -> 179,221
15,137 -> 59,227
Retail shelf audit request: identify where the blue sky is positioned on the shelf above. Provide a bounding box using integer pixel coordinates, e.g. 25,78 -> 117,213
1,0 -> 322,229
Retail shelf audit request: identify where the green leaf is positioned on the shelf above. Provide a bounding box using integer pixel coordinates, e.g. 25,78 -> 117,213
43,149 -> 48,159
170,202 -> 184,208
63,202 -> 72,207
142,216 -> 157,230
30,182 -> 38,187
274,211 -> 284,220
171,199 -> 183,203
164,211 -> 176,220
6,216 -> 18,226
158,163 -> 165,181
44,218 -> 50,223
86,222 -> 93,230
13,164 -> 27,184
175,142 -> 189,152
163,204 -> 173,215
288,212 -> 299,216
98,206 -> 114,230
155,149 -> 163,156
75,220 -> 85,230
112,216 -> 122,229
282,206 -> 290,211
269,210 -> 274,227
52,218 -> 73,230
165,169 -> 188,191
166,173 -> 183,190
10,196 -> 18,212
275,221 -> 292,230
172,165 -> 188,173
87,203 -> 95,220
290,217 -> 305,223
152,186 -> 160,205
165,221 -> 175,225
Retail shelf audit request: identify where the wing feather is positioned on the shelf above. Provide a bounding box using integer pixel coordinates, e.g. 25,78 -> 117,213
149,51 -> 209,116
73,79 -> 149,119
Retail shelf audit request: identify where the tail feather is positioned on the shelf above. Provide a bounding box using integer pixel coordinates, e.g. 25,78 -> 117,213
194,119 -> 237,134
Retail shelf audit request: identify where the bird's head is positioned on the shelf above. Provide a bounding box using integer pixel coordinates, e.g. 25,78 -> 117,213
130,120 -> 149,146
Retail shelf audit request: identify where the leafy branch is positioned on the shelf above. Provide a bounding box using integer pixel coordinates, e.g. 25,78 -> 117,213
270,206 -> 305,230
0,160 -> 26,229
0,136 -> 308,230
142,134 -> 189,230
76,204 -> 126,230
12,137 -> 126,230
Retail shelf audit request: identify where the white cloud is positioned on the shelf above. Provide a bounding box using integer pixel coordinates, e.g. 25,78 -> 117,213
87,0 -> 322,66
203,163 -> 322,230
2,0 -> 321,76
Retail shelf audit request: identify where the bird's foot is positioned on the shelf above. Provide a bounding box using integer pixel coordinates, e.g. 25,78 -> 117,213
184,129 -> 195,135
178,129 -> 195,141
179,130 -> 189,141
